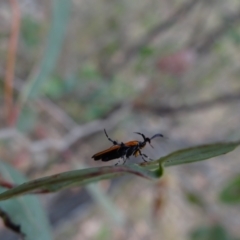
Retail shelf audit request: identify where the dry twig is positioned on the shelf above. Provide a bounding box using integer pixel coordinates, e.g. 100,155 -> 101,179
109,0 -> 202,73
4,0 -> 20,125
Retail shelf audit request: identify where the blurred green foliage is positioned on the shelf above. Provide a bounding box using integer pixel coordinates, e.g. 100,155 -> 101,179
42,74 -> 67,99
0,162 -> 52,240
228,27 -> 240,46
185,191 -> 205,208
17,106 -> 38,133
20,0 -> 71,103
21,16 -> 41,48
190,224 -> 239,240
219,174 -> 240,204
96,226 -> 111,240
135,46 -> 155,71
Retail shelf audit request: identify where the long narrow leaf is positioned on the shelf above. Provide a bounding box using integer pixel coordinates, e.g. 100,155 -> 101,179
142,141 -> 240,168
0,162 -> 52,240
20,0 -> 71,103
0,165 -> 158,201
0,141 -> 239,200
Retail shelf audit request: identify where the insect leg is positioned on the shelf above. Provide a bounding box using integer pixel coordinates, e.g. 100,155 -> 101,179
122,157 -> 128,165
126,145 -> 138,159
114,146 -> 129,166
114,157 -> 122,165
115,157 -> 125,166
138,150 -> 153,162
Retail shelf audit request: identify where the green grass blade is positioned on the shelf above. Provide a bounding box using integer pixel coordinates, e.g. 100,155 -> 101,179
219,174 -> 240,204
0,141 -> 239,201
0,162 -> 52,240
87,183 -> 126,226
20,0 -> 71,103
73,162 -> 126,226
162,141 -> 240,167
142,141 -> 240,168
0,165 -> 158,200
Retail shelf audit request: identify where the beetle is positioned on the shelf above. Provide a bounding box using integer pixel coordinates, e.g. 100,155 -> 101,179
92,129 -> 164,165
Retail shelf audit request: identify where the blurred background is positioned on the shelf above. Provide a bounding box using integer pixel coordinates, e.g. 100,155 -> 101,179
0,0 -> 240,239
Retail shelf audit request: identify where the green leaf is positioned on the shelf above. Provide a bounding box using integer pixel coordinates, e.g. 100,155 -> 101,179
20,0 -> 71,103
17,106 -> 37,133
142,141 -> 240,168
78,64 -> 101,80
21,16 -> 41,47
139,46 -> 154,58
162,142 -> 240,167
0,165 -> 159,200
228,27 -> 240,45
42,75 -> 66,99
0,141 -> 239,200
0,162 -> 52,240
219,174 -> 240,204
190,224 -> 234,240
185,191 -> 205,208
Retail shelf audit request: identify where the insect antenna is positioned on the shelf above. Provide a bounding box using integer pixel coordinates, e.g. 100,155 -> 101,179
134,132 -> 155,148
148,133 -> 164,148
150,133 -> 164,140
134,132 -> 146,141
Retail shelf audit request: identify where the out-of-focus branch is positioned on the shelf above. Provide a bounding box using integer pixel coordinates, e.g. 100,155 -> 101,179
4,0 -> 20,125
196,8 -> 240,54
1,91 -> 239,154
0,128 -> 30,144
29,103 -> 130,153
0,74 -> 79,130
36,98 -> 79,130
134,91 -> 240,116
0,103 -> 130,154
109,0 -> 202,73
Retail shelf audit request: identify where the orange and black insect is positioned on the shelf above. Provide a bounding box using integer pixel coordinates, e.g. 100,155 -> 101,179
92,129 -> 164,165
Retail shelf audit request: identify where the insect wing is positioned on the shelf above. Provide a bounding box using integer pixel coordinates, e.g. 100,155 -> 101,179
124,141 -> 139,147
123,141 -> 139,158
92,145 -> 125,161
